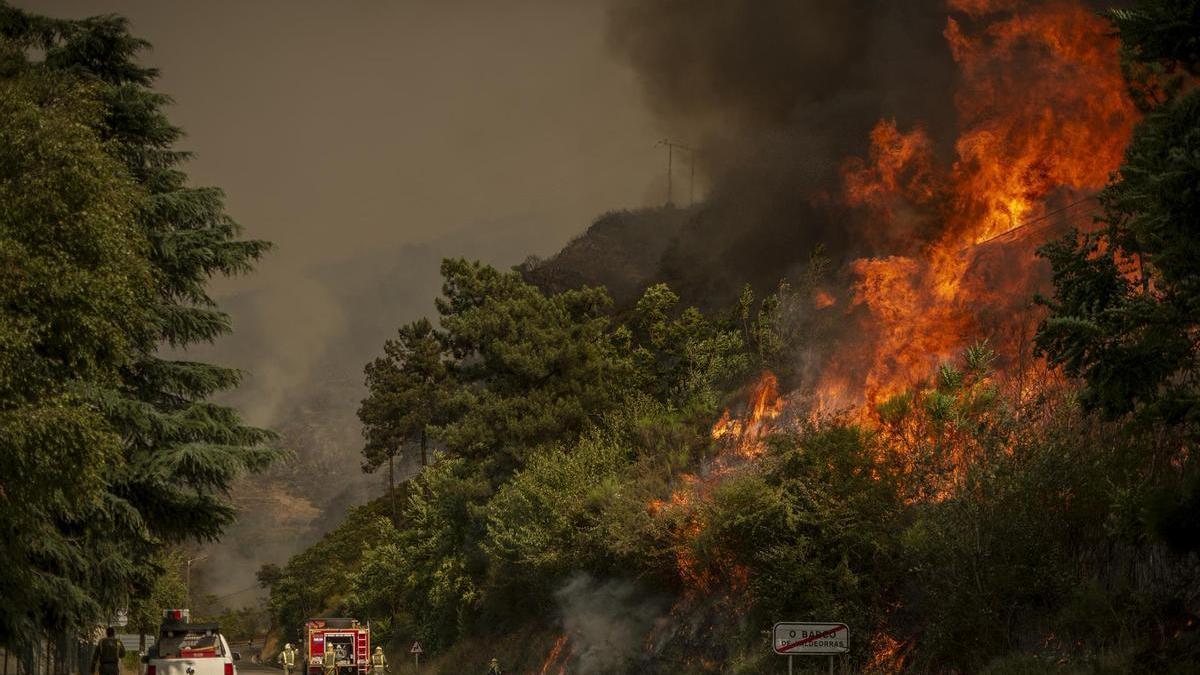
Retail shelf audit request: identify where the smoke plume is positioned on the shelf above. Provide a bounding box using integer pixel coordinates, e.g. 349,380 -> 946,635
597,0 -> 1138,408
605,0 -> 959,301
554,574 -> 664,674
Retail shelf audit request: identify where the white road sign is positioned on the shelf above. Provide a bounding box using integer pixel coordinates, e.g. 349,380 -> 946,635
773,622 -> 849,655
409,641 -> 423,655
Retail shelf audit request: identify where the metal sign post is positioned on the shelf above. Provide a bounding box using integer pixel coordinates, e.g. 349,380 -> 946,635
409,642 -> 423,674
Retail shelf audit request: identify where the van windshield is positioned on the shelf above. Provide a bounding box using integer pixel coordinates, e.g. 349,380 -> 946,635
157,629 -> 225,659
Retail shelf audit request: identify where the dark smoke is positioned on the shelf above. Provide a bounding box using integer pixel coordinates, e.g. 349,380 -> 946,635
601,0 -> 959,304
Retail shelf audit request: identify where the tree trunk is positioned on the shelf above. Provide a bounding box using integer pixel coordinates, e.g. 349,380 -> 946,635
420,428 -> 427,467
387,451 -> 396,527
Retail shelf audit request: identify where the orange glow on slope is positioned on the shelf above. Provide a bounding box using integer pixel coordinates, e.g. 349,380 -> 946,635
710,371 -> 784,459
652,372 -> 785,593
537,635 -> 569,675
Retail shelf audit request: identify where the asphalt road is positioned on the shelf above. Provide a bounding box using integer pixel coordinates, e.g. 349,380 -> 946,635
236,664 -> 280,675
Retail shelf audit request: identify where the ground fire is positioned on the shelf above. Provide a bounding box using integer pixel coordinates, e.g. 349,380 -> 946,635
536,634 -> 570,675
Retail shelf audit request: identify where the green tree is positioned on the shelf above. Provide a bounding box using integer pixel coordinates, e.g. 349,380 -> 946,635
1036,3 -> 1200,432
0,3 -> 279,644
631,283 -> 749,408
364,458 -> 488,648
0,68 -> 153,644
359,318 -> 453,522
128,549 -> 188,637
435,259 -> 635,480
1106,1 -> 1200,110
263,501 -> 394,645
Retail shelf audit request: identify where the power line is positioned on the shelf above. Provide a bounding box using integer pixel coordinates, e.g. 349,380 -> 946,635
970,195 -> 1099,248
208,584 -> 263,603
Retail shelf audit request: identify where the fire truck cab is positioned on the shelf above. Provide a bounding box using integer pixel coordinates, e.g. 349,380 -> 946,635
303,618 -> 369,675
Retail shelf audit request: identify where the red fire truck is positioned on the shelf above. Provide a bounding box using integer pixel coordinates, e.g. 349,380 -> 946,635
303,618 -> 369,675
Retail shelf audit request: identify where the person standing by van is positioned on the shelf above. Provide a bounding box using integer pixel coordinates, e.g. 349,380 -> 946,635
92,628 -> 126,675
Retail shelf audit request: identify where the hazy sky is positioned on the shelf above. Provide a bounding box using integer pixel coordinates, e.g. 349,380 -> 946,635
15,0 -> 671,594
18,0 -> 665,290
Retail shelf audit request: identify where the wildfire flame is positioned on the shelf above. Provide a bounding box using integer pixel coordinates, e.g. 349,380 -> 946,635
866,632 -> 907,674
645,0 -> 1140,664
822,0 -> 1138,409
536,635 -> 569,675
710,371 -> 784,459
651,372 -> 785,593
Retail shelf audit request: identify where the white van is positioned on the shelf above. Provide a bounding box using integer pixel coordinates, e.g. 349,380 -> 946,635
145,610 -> 240,675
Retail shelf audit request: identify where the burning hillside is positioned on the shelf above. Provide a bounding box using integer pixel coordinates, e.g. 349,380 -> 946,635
623,0 -> 1142,665
590,0 -> 1141,411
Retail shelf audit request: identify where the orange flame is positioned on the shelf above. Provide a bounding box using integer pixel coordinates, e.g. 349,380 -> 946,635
711,371 -> 784,459
537,635 -> 569,675
652,372 -> 786,593
822,0 -> 1137,409
866,632 -> 907,674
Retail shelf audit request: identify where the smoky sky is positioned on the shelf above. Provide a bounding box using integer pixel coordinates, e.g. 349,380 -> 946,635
605,0 -> 960,302
14,0 -> 669,599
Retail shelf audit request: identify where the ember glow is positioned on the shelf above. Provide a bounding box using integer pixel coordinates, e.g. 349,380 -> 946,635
822,0 -> 1137,408
537,634 -> 569,675
710,371 -> 784,459
651,371 -> 785,592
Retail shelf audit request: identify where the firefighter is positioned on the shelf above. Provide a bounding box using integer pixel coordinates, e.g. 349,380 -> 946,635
279,643 -> 298,675
368,647 -> 387,675
486,657 -> 502,675
91,627 -> 125,675
321,647 -> 338,675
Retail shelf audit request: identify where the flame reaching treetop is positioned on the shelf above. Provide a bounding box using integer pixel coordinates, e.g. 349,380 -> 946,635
823,0 -> 1139,408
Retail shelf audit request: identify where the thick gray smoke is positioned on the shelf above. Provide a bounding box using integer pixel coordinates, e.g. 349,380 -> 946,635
555,574 -> 664,674
604,0 -> 959,303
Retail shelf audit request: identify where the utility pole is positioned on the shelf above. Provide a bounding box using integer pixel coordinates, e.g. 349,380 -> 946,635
388,450 -> 396,527
185,555 -> 208,604
656,139 -> 695,207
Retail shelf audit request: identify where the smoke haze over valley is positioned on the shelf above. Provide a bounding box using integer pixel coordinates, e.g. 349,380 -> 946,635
14,0 -> 669,598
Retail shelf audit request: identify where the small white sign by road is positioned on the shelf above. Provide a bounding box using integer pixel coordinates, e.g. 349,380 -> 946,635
409,642 -> 423,655
773,622 -> 849,655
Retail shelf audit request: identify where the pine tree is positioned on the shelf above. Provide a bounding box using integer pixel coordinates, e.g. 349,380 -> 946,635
0,66 -> 154,644
0,3 -> 281,643
1035,1 -> 1200,431
359,318 -> 453,522
434,259 -> 635,481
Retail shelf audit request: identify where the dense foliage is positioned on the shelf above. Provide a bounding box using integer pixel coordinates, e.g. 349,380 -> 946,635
0,0 -> 1181,670
0,3 -> 277,648
0,67 -> 153,642
1037,0 -> 1200,560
